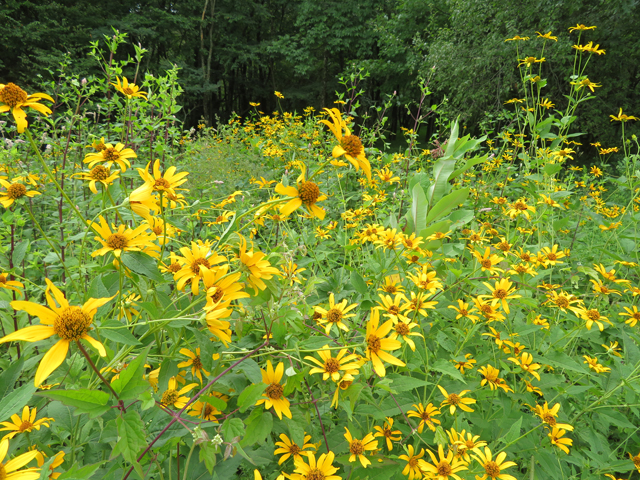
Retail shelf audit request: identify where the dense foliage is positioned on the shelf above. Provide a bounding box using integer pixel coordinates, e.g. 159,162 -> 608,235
1,21 -> 640,480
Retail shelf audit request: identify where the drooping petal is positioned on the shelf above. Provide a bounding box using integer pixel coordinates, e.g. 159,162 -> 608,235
0,325 -> 55,343
81,335 -> 107,356
34,340 -> 70,386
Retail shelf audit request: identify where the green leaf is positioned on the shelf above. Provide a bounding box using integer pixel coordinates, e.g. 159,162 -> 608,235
37,389 -> 110,418
12,240 -> 29,266
538,351 -> 588,374
0,383 -> 36,423
111,410 -> 147,476
237,383 -> 267,413
240,411 -> 272,447
427,156 -> 457,207
201,395 -> 227,411
58,461 -> 105,480
410,182 -> 428,235
120,252 -> 164,282
543,163 -> 562,176
0,357 -> 24,399
502,415 -> 523,445
443,119 -> 459,158
111,347 -> 150,399
285,417 -> 306,449
425,188 -> 469,225
350,271 -> 368,295
199,442 -> 218,473
98,320 -> 141,346
387,374 -> 430,392
221,418 -> 245,441
449,154 -> 488,181
430,359 -> 466,383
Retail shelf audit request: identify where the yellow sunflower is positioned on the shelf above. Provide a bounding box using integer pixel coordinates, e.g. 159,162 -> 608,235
171,241 -> 226,295
319,108 -> 371,181
0,82 -> 53,133
236,236 -> 281,293
72,165 -> 120,194
344,428 -> 378,468
89,215 -> 160,258
255,360 -> 291,419
178,348 -> 210,383
290,451 -> 341,480
0,406 -> 54,440
373,417 -> 402,450
111,77 -> 147,99
314,293 -> 358,335
0,180 -> 41,208
473,447 -> 517,480
275,164 -> 327,220
407,403 -> 441,433
160,377 -> 198,409
365,308 -> 405,377
0,273 -> 24,293
399,444 -> 425,480
84,142 -> 137,172
437,386 -> 476,415
305,345 -> 360,381
137,159 -> 189,197
1,279 -> 114,386
418,444 -> 468,480
0,438 -> 40,480
274,433 -> 316,464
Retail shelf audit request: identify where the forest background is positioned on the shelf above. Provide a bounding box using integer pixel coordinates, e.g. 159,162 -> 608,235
1,0 -> 639,157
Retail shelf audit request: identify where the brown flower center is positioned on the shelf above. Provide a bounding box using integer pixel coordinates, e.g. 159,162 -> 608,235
168,262 -> 181,273
367,335 -> 381,354
382,285 -> 398,293
209,287 -> 223,303
408,456 -> 419,468
298,181 -> 320,205
123,87 -> 135,95
493,289 -> 507,299
152,226 -> 163,235
90,165 -> 109,181
519,253 -> 531,261
154,178 -> 171,190
107,233 -> 129,250
481,259 -> 493,269
265,383 -> 283,400
192,355 -> 203,370
288,444 -> 301,456
7,183 -> 27,199
388,305 -> 400,315
0,274 -> 6,284
395,321 -> 410,336
484,460 -> 501,477
514,201 -> 528,211
448,394 -> 461,405
54,306 -> 92,341
161,389 -> 179,406
340,135 -> 364,157
437,461 -> 452,476
383,428 -> 393,438
496,242 -> 510,252
312,311 -> 323,322
306,468 -> 325,480
203,404 -> 215,418
554,297 -> 569,308
0,83 -> 28,108
190,257 -> 210,274
542,414 -> 556,426
349,439 -> 364,456
18,420 -> 34,432
633,455 -> 640,467
326,308 -> 343,324
324,357 -> 341,374
547,253 -> 557,261
102,147 -> 121,162
420,411 -> 432,421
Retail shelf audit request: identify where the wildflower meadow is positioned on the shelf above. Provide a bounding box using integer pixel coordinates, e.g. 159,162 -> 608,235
1,24 -> 640,480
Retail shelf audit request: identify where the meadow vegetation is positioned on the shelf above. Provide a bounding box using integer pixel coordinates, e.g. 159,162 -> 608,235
0,24 -> 640,480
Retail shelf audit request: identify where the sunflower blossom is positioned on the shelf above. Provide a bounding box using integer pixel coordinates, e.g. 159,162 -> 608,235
1,279 -> 114,386
365,309 -> 405,377
111,77 -> 147,99
0,82 -> 53,133
0,438 -> 40,480
320,107 -> 371,181
344,428 -> 378,468
255,361 -> 291,419
275,164 -> 327,220
290,451 -> 341,480
0,406 -> 54,440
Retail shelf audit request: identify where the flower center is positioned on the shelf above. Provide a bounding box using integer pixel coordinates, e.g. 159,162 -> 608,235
547,253 -> 557,261
18,420 -> 34,432
307,468 -> 325,480
203,404 -> 215,417
514,201 -> 528,211
209,287 -> 224,303
0,463 -> 7,480
587,309 -> 600,321
484,460 -> 501,477
0,83 -> 28,108
420,411 -> 432,421
90,165 -> 109,181
161,389 -> 179,406
168,262 -> 181,273
107,233 -> 129,250
152,226 -> 163,235
349,439 -> 364,456
102,147 -> 121,162
340,135 -> 364,157
288,444 -> 301,456
448,394 -> 461,405
382,285 -> 398,293
190,258 -> 210,274
554,297 -> 569,308
481,259 -> 493,269
7,183 -> 27,199
437,461 -> 452,476
632,312 -> 640,320
496,242 -> 510,252
154,178 -> 171,190
367,335 -> 381,354
383,428 -> 393,438
633,455 -> 640,467
326,308 -> 343,324
542,414 -> 556,426
123,87 -> 135,95
53,306 -> 92,341
395,321 -> 410,336
265,383 -> 283,400
0,274 -> 6,284
312,311 -> 323,322
408,456 -> 419,468
298,181 -> 320,205
493,289 -> 507,299
192,355 -> 203,370
324,357 -> 341,374
388,305 -> 400,315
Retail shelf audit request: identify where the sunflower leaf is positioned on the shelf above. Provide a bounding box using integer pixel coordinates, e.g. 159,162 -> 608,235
111,346 -> 150,399
120,252 -> 164,283
36,389 -> 110,418
0,382 -> 35,423
237,383 -> 267,413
